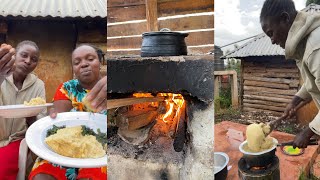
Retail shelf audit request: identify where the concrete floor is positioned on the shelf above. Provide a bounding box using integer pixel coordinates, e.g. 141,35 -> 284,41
215,121 -> 319,180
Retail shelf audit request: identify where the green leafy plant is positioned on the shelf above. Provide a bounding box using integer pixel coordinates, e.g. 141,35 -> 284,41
81,125 -> 107,146
46,125 -> 66,137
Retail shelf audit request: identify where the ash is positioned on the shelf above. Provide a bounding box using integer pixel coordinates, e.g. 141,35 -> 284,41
107,126 -> 184,164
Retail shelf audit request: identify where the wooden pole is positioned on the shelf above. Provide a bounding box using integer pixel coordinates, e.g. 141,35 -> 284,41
231,70 -> 239,108
145,0 -> 159,31
214,70 -> 239,108
214,76 -> 220,98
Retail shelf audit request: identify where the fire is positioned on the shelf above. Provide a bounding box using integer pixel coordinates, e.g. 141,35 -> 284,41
132,93 -> 185,123
162,101 -> 174,122
132,93 -> 153,97
158,93 -> 184,123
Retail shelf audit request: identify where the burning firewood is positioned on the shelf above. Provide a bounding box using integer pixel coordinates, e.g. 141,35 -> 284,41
117,120 -> 156,145
116,108 -> 158,130
173,102 -> 186,152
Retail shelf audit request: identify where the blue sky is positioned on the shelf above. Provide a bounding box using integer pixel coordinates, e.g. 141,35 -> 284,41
215,0 -> 306,52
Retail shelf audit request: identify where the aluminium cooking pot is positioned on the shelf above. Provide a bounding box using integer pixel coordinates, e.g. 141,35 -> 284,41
239,138 -> 278,168
214,152 -> 229,180
141,28 -> 189,57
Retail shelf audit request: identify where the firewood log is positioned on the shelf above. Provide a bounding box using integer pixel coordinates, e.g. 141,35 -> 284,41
116,109 -> 158,130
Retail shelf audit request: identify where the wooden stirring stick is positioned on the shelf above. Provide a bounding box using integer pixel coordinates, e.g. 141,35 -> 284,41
277,138 -> 318,146
267,101 -> 307,136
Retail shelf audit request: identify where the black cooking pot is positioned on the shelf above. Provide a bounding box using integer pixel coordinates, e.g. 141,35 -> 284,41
214,152 -> 229,180
141,28 -> 189,57
239,138 -> 278,168
242,149 -> 276,168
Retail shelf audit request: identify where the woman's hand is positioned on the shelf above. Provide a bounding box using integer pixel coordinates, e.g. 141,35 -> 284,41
49,108 -> 58,119
0,44 -> 15,78
85,76 -> 107,112
49,100 -> 73,119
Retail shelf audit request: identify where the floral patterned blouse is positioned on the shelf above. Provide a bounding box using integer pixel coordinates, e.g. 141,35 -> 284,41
54,79 -> 107,114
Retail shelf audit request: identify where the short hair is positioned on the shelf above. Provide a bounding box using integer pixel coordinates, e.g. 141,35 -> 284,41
16,40 -> 39,53
74,44 -> 105,63
260,0 -> 297,22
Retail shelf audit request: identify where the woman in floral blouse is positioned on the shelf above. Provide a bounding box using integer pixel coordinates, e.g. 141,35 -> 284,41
29,44 -> 107,180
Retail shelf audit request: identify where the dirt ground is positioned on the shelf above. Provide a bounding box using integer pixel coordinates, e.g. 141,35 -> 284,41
214,108 -> 304,135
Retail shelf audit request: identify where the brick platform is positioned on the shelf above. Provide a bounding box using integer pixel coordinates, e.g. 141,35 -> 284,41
215,121 -> 319,180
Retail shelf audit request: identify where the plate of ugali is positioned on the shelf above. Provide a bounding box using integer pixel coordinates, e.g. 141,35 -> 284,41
26,112 -> 107,168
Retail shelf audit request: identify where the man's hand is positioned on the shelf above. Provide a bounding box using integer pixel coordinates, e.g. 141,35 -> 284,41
282,96 -> 307,119
0,44 -> 15,78
283,102 -> 296,119
293,127 -> 315,149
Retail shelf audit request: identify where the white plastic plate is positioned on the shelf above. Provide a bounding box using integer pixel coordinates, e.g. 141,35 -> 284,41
0,103 -> 53,118
26,112 -> 107,168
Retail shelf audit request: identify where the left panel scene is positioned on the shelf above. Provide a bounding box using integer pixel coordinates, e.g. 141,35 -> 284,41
0,0 -> 108,180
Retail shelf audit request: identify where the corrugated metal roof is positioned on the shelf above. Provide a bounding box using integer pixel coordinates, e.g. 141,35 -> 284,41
0,0 -> 106,18
222,4 -> 320,59
303,3 -> 320,13
222,33 -> 285,59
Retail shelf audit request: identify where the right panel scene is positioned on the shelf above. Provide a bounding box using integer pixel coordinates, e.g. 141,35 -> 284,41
107,0 -> 214,179
214,0 -> 320,179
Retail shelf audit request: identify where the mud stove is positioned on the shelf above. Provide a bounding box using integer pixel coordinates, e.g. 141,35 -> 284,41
107,55 -> 214,179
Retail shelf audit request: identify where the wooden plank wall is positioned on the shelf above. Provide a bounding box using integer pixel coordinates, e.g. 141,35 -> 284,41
76,20 -> 108,62
76,20 -> 108,76
107,0 -> 214,56
241,58 -> 299,116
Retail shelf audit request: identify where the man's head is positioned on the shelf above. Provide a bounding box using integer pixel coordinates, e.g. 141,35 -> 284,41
260,0 -> 297,48
14,40 -> 40,76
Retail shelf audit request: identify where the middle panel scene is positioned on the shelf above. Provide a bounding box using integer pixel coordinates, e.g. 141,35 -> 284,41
106,0 -> 214,179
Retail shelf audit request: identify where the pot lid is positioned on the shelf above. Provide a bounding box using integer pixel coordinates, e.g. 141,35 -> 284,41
142,28 -> 189,37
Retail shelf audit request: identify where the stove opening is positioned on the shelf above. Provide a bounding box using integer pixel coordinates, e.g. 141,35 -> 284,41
108,92 -> 186,151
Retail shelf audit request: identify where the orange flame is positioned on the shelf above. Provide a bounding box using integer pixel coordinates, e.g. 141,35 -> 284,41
133,93 -> 153,97
162,101 -> 174,122
158,93 -> 184,123
132,92 -> 185,123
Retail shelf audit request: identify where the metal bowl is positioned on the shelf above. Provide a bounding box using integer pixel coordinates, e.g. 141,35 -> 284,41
214,152 -> 229,180
239,137 -> 278,167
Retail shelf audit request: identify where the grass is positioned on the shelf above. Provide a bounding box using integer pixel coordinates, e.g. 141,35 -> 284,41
299,167 -> 319,180
214,107 -> 241,124
276,125 -> 296,135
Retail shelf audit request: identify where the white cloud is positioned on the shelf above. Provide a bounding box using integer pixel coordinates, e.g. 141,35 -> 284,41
294,0 -> 306,10
249,9 -> 261,18
215,0 -> 246,36
215,0 -> 307,48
